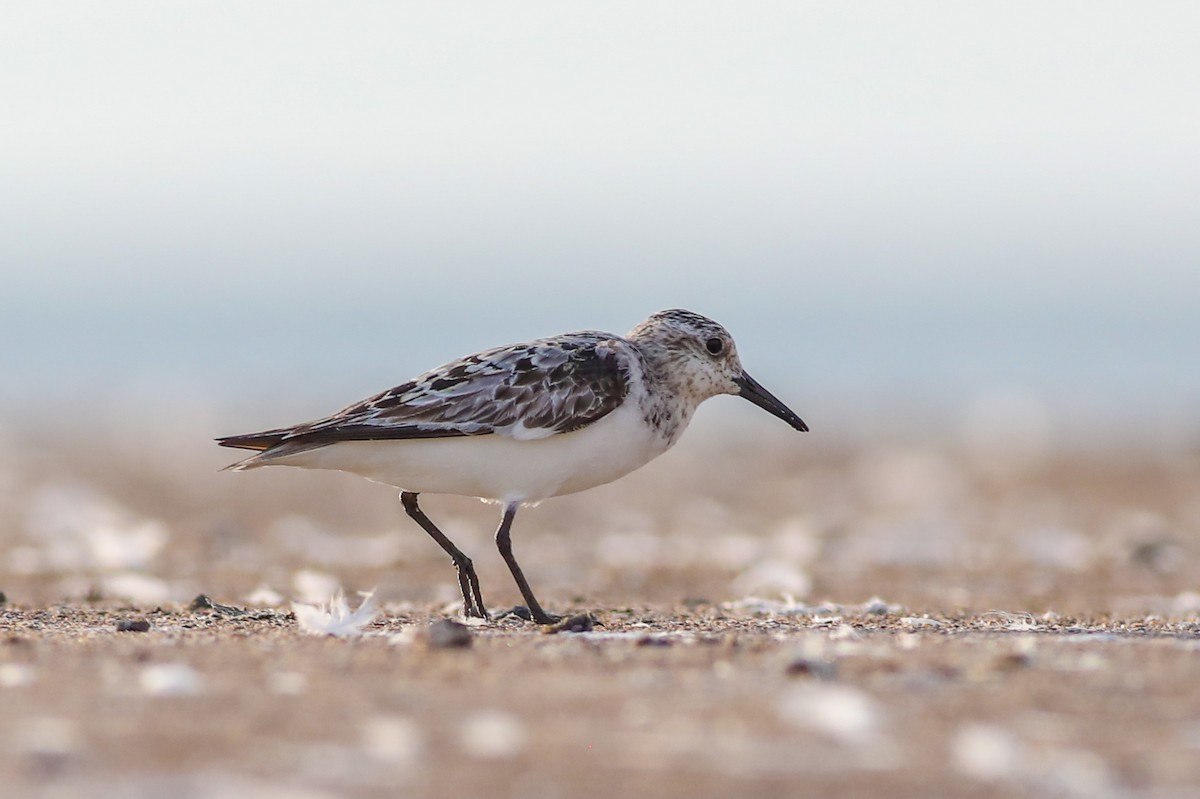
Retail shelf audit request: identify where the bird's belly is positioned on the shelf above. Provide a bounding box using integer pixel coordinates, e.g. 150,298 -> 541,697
277,401 -> 673,502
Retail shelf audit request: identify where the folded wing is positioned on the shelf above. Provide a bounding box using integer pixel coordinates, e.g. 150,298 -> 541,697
216,332 -> 631,462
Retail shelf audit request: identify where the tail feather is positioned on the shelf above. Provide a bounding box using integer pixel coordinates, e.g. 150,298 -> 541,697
221,454 -> 262,472
217,428 -> 297,471
215,429 -> 293,452
217,428 -> 333,471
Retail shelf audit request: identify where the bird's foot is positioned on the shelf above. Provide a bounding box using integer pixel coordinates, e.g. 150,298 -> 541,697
501,606 -> 598,631
461,603 -> 491,622
498,605 -> 538,622
500,605 -> 563,625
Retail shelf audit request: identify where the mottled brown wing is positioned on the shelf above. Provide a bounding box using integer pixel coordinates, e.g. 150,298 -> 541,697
216,332 -> 631,453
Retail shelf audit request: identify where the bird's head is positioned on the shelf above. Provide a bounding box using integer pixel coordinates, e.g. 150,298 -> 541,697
628,309 -> 808,432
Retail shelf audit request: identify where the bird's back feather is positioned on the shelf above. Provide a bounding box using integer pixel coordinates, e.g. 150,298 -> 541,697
217,331 -> 634,469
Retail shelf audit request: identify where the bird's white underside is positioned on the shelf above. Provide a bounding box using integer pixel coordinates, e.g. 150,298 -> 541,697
248,399 -> 676,504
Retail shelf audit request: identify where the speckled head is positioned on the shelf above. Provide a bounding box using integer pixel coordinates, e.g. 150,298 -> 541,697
628,309 -> 808,432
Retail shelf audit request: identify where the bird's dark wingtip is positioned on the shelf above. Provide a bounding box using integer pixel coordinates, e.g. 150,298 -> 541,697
215,432 -> 286,452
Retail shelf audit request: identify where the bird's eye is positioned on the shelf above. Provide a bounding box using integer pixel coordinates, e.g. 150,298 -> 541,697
705,337 -> 723,355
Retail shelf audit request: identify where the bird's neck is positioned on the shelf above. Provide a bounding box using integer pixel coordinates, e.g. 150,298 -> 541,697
629,343 -> 700,446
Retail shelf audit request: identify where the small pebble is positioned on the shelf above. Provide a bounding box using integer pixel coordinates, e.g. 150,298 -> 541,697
116,619 -> 151,633
20,717 -> 80,775
190,594 -> 215,611
543,613 -> 596,634
362,715 -> 424,763
140,663 -> 203,696
460,711 -> 527,760
993,652 -> 1033,671
863,597 -> 891,615
424,619 -> 473,649
0,662 -> 36,687
190,594 -> 247,616
267,671 -> 309,695
952,723 -> 1020,780
777,684 -> 882,744
901,616 -> 944,629
785,657 -> 838,680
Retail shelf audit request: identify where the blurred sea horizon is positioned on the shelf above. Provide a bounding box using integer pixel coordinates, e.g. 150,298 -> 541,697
2,290 -> 1196,453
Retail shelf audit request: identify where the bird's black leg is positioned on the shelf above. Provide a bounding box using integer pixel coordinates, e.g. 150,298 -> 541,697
494,503 -> 560,625
400,492 -> 488,620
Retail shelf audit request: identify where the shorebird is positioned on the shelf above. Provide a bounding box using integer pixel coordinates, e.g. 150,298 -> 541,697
218,309 -> 806,624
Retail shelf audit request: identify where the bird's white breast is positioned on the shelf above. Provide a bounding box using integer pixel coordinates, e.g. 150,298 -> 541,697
272,398 -> 677,503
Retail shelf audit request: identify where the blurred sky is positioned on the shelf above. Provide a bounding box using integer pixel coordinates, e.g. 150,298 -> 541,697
2,3 -> 1198,443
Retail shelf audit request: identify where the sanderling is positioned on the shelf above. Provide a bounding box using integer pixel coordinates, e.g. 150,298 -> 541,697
218,309 -> 806,624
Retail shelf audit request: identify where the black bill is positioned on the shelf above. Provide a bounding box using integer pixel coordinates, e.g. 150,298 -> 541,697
733,372 -> 808,432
